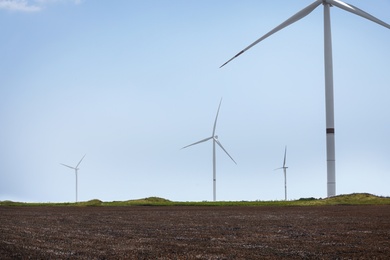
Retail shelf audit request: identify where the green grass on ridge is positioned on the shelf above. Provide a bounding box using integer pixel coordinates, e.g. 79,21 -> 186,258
1,193 -> 389,207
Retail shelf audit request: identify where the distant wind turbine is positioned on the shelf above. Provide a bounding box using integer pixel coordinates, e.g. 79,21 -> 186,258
275,146 -> 288,201
182,98 -> 236,202
61,154 -> 86,203
220,0 -> 390,197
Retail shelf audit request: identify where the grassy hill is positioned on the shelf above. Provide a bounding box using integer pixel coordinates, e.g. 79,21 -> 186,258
1,193 -> 389,207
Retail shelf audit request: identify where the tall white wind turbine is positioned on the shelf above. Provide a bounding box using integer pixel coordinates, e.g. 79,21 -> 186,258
274,146 -> 288,201
61,154 -> 86,203
182,99 -> 236,201
220,0 -> 390,197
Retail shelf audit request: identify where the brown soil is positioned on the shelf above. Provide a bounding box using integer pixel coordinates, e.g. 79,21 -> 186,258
1,205 -> 389,259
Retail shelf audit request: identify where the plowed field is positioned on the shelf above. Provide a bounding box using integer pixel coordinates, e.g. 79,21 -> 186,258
1,205 -> 389,259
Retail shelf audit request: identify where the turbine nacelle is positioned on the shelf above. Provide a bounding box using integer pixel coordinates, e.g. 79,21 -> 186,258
322,0 -> 333,6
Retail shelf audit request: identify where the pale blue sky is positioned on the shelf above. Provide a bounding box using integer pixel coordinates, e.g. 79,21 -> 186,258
1,0 -> 389,202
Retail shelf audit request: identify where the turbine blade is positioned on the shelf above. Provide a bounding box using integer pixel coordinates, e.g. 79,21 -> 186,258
220,0 -> 321,68
181,136 -> 213,150
76,154 -> 86,168
283,146 -> 287,167
274,167 -> 283,171
212,98 -> 223,136
61,163 -> 75,170
215,139 -> 237,164
329,0 -> 390,29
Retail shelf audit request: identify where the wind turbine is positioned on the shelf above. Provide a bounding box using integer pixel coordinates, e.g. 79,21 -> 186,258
274,146 -> 288,201
61,154 -> 86,203
182,99 -> 236,202
220,0 -> 390,197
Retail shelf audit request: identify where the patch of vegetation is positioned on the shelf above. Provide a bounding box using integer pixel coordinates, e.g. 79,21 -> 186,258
103,197 -> 173,206
321,193 -> 390,205
298,197 -> 317,201
0,201 -> 73,207
1,193 -> 389,207
78,199 -> 103,207
0,200 -> 18,206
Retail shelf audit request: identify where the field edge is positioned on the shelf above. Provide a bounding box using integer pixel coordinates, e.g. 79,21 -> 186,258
1,193 -> 390,207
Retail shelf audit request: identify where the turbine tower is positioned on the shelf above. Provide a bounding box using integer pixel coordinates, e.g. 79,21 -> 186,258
275,146 -> 288,201
61,154 -> 86,203
220,0 -> 390,197
182,98 -> 236,201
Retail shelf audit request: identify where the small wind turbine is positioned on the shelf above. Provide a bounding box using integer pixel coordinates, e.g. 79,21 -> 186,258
274,146 -> 288,201
61,154 -> 86,203
220,0 -> 390,197
182,98 -> 236,202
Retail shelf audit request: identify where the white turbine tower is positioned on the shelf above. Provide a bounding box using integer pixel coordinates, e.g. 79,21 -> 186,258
275,146 -> 288,201
182,99 -> 236,202
61,154 -> 86,203
220,0 -> 390,197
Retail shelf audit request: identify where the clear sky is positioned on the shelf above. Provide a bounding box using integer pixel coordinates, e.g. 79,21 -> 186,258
1,0 -> 389,202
